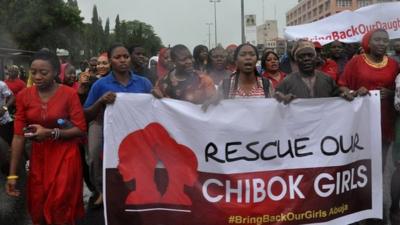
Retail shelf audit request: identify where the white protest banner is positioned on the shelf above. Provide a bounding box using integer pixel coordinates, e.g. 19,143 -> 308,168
284,2 -> 400,45
104,93 -> 382,225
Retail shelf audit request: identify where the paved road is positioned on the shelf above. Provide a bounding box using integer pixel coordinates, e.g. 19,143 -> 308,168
0,138 -> 105,225
0,169 -> 105,225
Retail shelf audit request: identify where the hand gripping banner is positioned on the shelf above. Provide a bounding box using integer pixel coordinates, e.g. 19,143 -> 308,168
103,92 -> 382,225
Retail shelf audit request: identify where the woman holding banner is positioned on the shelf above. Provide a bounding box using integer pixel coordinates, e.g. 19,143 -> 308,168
339,29 -> 399,224
153,44 -> 216,104
84,43 -> 152,209
339,29 -> 398,154
202,43 -> 273,110
221,43 -> 273,99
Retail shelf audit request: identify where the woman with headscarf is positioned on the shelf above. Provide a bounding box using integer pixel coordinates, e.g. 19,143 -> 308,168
339,29 -> 399,224
157,48 -> 173,79
60,63 -> 79,90
6,50 -> 86,225
340,29 -> 398,149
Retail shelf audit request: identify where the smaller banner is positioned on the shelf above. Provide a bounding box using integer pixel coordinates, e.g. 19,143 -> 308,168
284,2 -> 400,45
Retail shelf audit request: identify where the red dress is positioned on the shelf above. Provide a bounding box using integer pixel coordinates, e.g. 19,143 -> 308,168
338,54 -> 399,142
319,59 -> 339,82
14,85 -> 86,224
262,71 -> 286,89
5,78 -> 26,95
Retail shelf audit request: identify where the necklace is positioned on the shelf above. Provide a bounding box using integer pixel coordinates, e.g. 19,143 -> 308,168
362,53 -> 388,69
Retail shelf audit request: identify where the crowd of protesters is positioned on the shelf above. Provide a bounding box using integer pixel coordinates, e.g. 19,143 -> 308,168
0,28 -> 400,225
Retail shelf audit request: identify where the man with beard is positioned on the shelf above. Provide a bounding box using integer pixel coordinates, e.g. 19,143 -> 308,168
274,40 -> 351,104
129,45 -> 157,84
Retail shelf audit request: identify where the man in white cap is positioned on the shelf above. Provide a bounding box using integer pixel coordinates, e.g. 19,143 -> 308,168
274,40 -> 352,103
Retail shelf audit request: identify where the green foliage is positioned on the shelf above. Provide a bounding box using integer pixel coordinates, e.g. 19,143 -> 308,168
0,0 -> 85,64
104,18 -> 111,48
0,0 -> 83,51
118,20 -> 163,56
89,5 -> 106,55
115,15 -> 121,42
0,0 -> 164,62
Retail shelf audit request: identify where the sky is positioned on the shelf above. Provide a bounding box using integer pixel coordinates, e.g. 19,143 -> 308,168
77,0 -> 298,51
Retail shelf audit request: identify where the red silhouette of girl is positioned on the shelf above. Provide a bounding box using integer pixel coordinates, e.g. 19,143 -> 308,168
118,123 -> 198,206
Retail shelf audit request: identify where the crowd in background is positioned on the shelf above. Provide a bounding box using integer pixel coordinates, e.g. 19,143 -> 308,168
1,29 -> 400,225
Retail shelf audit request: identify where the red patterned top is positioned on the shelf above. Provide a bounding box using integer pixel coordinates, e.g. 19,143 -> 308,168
228,76 -> 268,98
262,71 -> 286,90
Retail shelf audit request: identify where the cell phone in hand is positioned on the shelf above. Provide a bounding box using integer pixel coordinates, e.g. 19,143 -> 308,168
23,126 -> 36,137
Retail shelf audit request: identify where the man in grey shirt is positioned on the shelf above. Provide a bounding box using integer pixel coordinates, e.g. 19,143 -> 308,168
274,40 -> 352,103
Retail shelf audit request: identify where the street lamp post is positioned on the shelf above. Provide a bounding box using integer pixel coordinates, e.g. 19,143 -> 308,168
210,0 -> 221,47
241,0 -> 245,43
206,22 -> 213,49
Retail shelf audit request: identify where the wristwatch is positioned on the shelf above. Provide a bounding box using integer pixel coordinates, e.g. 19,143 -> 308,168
2,106 -> 8,111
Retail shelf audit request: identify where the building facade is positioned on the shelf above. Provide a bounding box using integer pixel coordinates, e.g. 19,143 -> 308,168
257,20 -> 279,44
257,20 -> 278,45
256,20 -> 284,54
286,0 -> 398,26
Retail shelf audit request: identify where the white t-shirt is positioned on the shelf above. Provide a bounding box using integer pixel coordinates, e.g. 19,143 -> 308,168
0,81 -> 13,124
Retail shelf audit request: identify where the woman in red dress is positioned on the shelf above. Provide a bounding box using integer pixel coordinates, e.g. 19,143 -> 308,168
6,50 -> 87,225
339,29 -> 399,224
339,29 -> 398,150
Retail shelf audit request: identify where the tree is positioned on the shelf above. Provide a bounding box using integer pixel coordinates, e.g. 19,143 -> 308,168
114,14 -> 121,42
67,0 -> 78,8
0,0 -> 83,53
104,18 -> 111,48
118,20 -> 163,55
90,5 -> 104,54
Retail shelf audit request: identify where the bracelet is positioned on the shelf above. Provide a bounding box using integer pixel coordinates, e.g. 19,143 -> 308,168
55,128 -> 60,139
51,128 -> 61,140
7,175 -> 19,180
